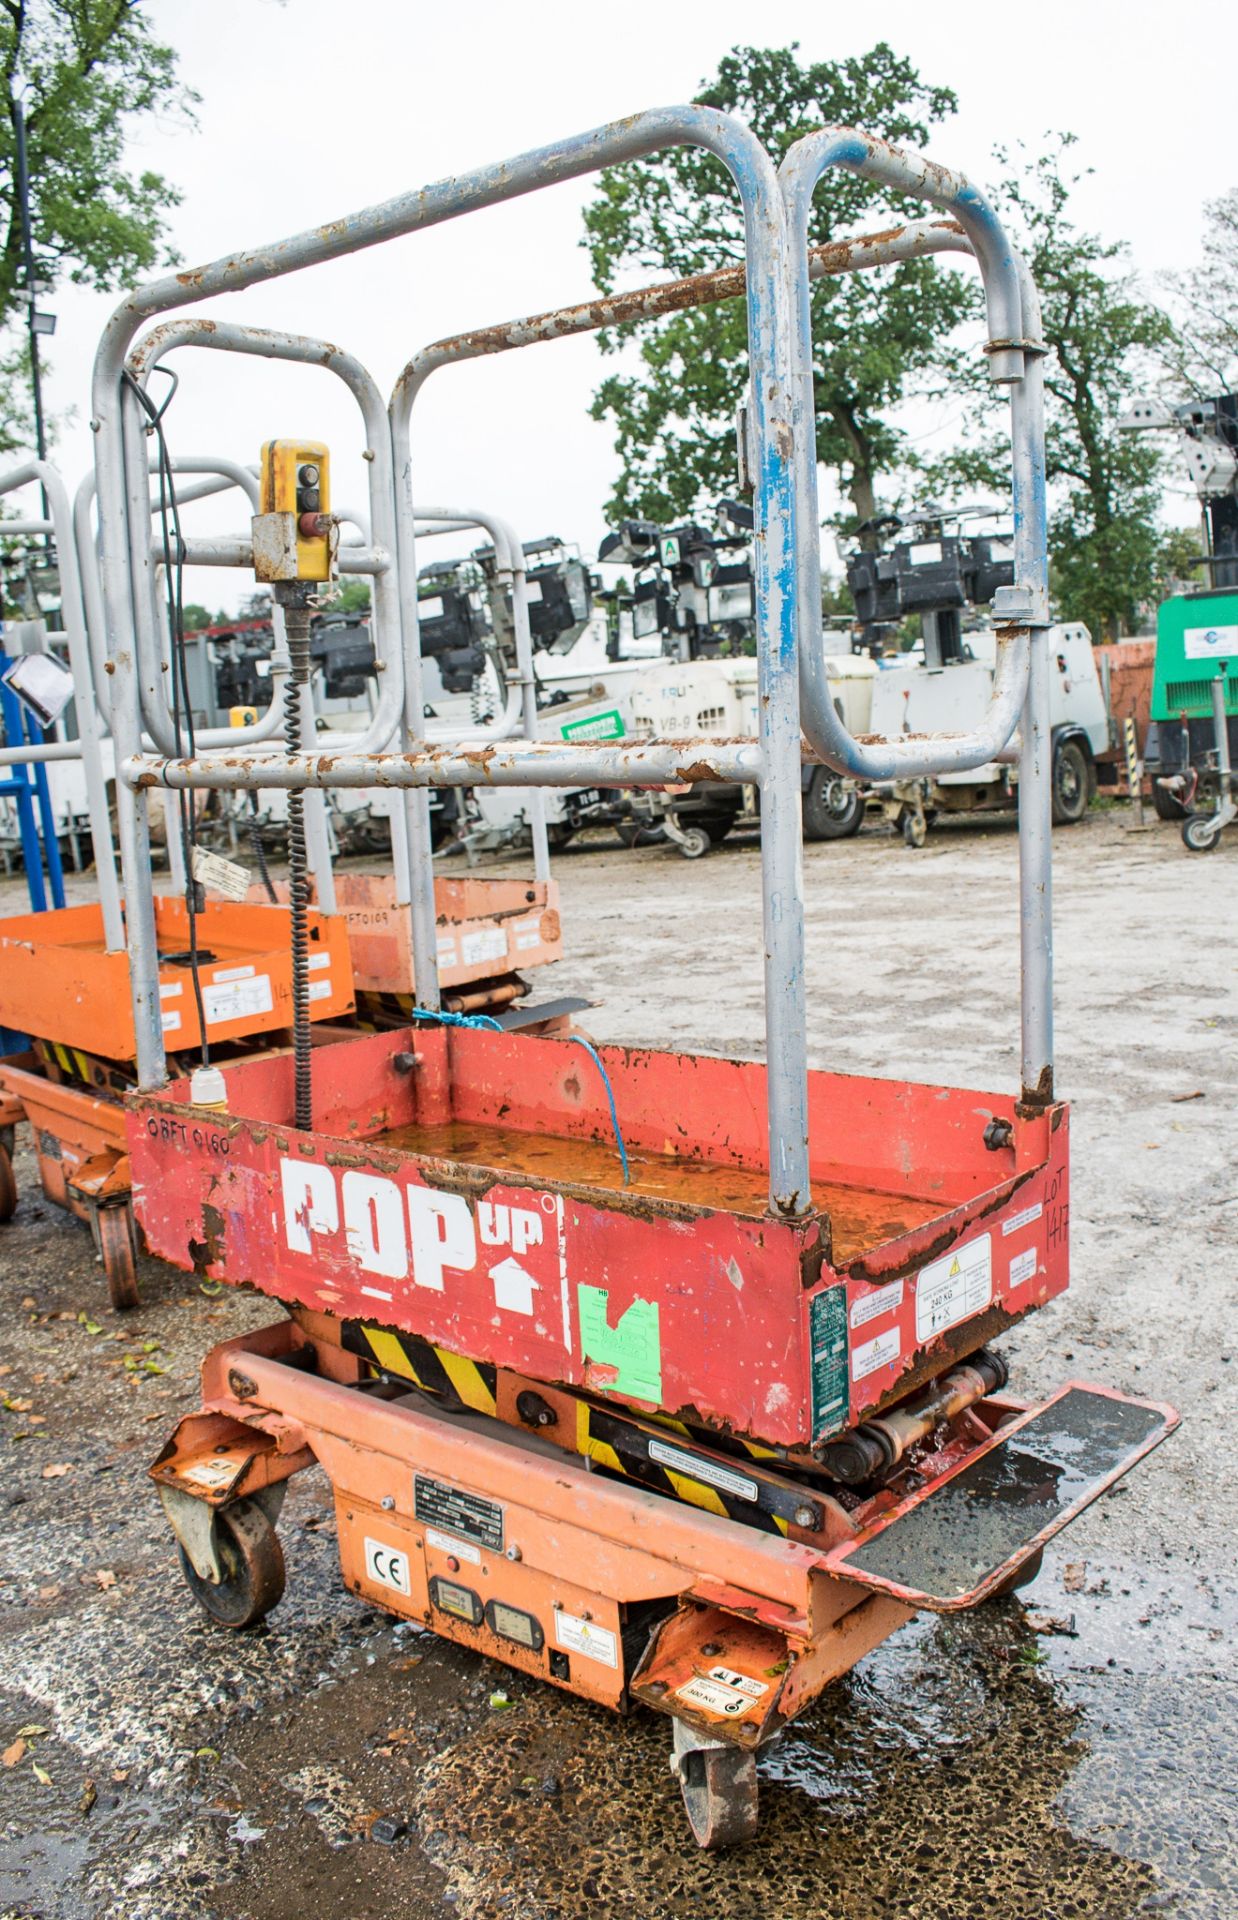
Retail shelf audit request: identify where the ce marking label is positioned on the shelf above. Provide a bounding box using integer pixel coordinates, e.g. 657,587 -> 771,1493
363,1536 -> 411,1596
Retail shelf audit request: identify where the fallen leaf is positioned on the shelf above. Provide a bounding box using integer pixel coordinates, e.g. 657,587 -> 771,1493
195,1747 -> 220,1762
38,1585 -> 60,1601
488,1691 -> 514,1711
1169,1090 -> 1205,1103
93,1570 -> 116,1590
4,1398 -> 32,1413
2,1740 -> 26,1767
0,1364 -> 11,1376
42,1463 -> 72,1479
80,1779 -> 97,1814
1063,1562 -> 1086,1593
16,1726 -> 47,1739
1026,1611 -> 1078,1637
83,1321 -> 103,1337
27,1415 -> 45,1426
32,1762 -> 51,1785
112,1769 -> 129,1783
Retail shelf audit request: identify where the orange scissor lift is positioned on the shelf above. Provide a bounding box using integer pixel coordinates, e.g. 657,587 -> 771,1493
88,111 -> 1177,1847
0,455 -> 565,1307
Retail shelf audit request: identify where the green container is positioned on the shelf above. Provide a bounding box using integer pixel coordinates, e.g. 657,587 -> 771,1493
1151,591 -> 1238,722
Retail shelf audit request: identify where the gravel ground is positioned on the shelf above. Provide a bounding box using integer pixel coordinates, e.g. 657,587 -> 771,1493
0,804 -> 1234,1920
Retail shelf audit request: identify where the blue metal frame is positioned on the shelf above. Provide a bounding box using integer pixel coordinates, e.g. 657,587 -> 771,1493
0,675 -> 66,913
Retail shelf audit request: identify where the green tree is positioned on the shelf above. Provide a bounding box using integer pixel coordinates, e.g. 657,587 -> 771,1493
0,1 -> 194,453
583,43 -> 976,532
333,578 -> 372,615
1157,187 -> 1238,393
929,134 -> 1173,640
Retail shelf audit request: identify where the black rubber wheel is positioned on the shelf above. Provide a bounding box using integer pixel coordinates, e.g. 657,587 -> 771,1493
678,1743 -> 760,1849
901,809 -> 927,849
616,822 -> 665,849
701,815 -> 737,846
0,1143 -> 15,1225
989,1547 -> 1044,1599
678,826 -> 711,860
1151,780 -> 1188,822
1182,812 -> 1221,853
177,1498 -> 286,1628
803,769 -> 864,841
1051,739 -> 1091,825
98,1206 -> 140,1311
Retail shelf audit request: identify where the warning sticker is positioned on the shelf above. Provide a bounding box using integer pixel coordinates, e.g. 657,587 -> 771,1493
706,1665 -> 768,1699
915,1234 -> 993,1342
852,1325 -> 901,1381
675,1673 -> 757,1718
1008,1245 -> 1039,1287
1002,1201 -> 1043,1237
424,1526 -> 481,1566
178,1456 -> 238,1492
554,1609 -> 617,1669
647,1439 -> 758,1504
202,973 -> 273,1026
191,845 -> 251,903
851,1278 -> 904,1329
460,927 -> 507,967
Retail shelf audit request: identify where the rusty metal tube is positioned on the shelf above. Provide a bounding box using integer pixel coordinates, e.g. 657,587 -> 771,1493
123,735 -> 765,793
779,129 -> 1048,781
0,459 -> 123,948
819,1352 -> 1008,1485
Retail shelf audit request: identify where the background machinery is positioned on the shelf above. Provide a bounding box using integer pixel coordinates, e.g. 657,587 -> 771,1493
1123,392 -> 1238,850
847,507 -> 1107,846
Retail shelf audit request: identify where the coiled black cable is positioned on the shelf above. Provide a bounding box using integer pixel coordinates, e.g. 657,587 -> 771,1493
283,606 -> 312,1130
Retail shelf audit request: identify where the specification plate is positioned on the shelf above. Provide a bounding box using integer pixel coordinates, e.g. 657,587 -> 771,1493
414,1474 -> 504,1553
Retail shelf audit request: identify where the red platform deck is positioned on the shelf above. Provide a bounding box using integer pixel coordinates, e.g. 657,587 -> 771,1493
128,1026 -> 1069,1451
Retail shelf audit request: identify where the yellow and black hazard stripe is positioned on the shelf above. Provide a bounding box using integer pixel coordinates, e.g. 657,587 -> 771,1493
342,1321 -> 497,1416
37,1039 -> 94,1084
577,1404 -> 824,1536
343,1319 -> 823,1537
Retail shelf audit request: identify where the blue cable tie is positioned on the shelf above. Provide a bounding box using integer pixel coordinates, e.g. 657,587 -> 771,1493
409,1007 -> 631,1185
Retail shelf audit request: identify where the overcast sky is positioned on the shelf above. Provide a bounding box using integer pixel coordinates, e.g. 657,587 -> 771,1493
29,0 -> 1238,612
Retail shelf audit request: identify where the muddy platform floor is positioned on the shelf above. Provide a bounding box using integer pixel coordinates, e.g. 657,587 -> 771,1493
0,808 -> 1234,1919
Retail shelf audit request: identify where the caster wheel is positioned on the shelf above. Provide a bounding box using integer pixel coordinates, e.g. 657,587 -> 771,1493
1181,812 -> 1220,852
901,809 -> 927,849
0,1143 -> 16,1225
98,1206 -> 140,1311
988,1547 -> 1044,1599
677,1742 -> 759,1849
678,826 -> 711,860
177,1497 -> 286,1629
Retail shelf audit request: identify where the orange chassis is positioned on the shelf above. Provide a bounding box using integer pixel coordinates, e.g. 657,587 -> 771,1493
153,1310 -> 1175,1847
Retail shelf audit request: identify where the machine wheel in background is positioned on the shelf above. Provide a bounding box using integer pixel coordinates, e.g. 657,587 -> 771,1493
0,1143 -> 15,1224
802,769 -> 864,841
1182,812 -> 1221,853
177,1498 -> 286,1629
1051,738 -> 1091,825
677,826 -> 712,860
615,823 -> 664,849
700,815 -> 736,846
1151,780 -> 1188,822
98,1206 -> 140,1311
677,1744 -> 760,1849
901,809 -> 927,849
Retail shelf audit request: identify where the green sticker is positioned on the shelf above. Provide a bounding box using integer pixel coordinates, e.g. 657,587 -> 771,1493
560,708 -> 626,742
659,534 -> 680,567
809,1284 -> 849,1439
577,1284 -> 662,1402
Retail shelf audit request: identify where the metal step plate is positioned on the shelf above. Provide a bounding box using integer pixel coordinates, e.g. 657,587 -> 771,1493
823,1383 -> 1178,1610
